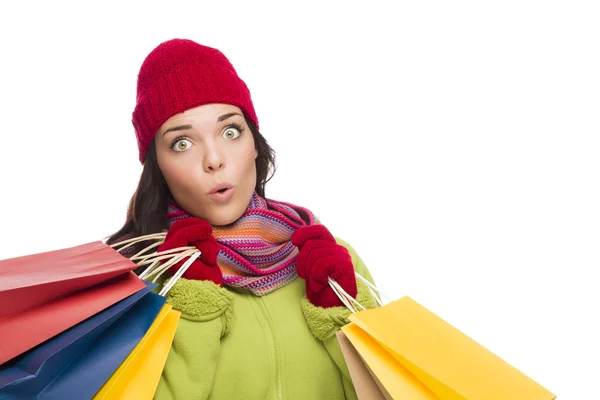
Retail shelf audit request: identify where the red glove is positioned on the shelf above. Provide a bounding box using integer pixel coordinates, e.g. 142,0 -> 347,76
291,225 -> 357,308
156,218 -> 223,286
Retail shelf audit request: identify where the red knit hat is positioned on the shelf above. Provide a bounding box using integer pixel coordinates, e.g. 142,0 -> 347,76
132,39 -> 259,163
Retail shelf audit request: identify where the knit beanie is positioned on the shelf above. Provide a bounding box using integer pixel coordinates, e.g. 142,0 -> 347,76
132,38 -> 259,163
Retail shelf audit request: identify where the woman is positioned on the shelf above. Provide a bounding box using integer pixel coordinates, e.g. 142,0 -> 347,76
107,38 -> 378,400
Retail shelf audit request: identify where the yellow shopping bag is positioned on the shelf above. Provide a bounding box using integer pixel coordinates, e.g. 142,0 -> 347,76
333,276 -> 556,400
337,324 -> 437,400
93,303 -> 181,400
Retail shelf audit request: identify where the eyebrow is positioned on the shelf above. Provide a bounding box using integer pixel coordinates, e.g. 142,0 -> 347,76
218,112 -> 242,122
162,124 -> 192,137
162,112 -> 243,137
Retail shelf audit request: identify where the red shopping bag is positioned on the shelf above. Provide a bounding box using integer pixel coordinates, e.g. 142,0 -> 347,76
0,241 -> 139,318
0,241 -> 146,364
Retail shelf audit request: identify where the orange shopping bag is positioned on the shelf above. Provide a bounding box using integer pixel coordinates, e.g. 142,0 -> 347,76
331,274 -> 556,400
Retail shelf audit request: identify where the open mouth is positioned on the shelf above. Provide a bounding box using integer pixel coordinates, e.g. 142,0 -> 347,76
209,184 -> 234,200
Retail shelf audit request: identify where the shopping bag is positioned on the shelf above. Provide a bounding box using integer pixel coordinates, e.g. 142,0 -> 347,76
0,288 -> 166,400
0,229 -> 201,399
0,271 -> 145,365
336,328 -> 395,400
90,243 -> 203,399
0,241 -> 147,364
0,281 -> 156,395
332,274 -> 556,400
0,241 -> 140,319
93,304 -> 181,399
338,324 -> 437,399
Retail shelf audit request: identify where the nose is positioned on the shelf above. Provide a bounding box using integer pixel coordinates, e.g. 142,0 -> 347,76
203,145 -> 224,172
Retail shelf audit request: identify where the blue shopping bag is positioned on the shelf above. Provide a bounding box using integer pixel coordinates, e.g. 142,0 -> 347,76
0,280 -> 165,400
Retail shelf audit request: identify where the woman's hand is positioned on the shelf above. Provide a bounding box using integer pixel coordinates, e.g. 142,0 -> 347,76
157,218 -> 223,286
291,225 -> 357,308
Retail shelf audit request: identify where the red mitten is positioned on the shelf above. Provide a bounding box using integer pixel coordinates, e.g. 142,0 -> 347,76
157,218 -> 223,286
291,225 -> 357,308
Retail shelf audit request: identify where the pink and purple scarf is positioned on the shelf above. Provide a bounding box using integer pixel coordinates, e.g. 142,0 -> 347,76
167,191 -> 319,295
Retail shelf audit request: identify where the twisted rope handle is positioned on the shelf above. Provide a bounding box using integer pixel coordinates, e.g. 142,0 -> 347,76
159,251 -> 200,297
109,232 -> 167,252
109,232 -> 200,296
329,272 -> 391,313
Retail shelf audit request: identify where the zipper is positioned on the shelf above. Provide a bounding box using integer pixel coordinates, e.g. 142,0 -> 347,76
257,297 -> 283,400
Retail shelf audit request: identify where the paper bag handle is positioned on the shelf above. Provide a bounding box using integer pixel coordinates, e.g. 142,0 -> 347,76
329,272 -> 392,313
109,232 -> 199,297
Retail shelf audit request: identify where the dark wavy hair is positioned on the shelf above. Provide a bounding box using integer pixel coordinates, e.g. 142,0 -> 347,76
105,117 -> 276,255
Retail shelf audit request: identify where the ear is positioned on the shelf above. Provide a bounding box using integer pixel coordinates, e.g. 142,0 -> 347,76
254,148 -> 259,159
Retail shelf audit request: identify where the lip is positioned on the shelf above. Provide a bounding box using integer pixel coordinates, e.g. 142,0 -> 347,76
208,183 -> 235,203
209,182 -> 233,194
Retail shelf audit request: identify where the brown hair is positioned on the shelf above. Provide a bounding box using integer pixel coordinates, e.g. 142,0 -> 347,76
106,117 -> 276,254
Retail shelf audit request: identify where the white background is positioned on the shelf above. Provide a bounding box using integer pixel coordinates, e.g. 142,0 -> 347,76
1,1 -> 598,398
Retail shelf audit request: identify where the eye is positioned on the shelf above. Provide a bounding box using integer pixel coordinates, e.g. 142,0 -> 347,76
170,137 -> 192,152
222,123 -> 244,140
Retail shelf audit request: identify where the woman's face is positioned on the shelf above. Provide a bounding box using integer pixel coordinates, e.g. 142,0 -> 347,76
155,103 -> 258,226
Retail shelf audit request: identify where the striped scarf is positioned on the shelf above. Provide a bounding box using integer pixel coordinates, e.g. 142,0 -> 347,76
167,191 -> 319,295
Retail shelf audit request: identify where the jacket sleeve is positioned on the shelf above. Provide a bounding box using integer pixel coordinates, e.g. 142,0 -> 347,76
300,237 -> 379,400
152,277 -> 234,400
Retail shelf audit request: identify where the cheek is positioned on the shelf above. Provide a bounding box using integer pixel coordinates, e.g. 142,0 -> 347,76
162,165 -> 182,185
156,154 -> 176,181
227,146 -> 257,190
234,141 -> 258,170
157,153 -> 194,190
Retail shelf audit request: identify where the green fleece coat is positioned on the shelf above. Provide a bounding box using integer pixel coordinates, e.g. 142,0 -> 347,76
152,238 -> 378,400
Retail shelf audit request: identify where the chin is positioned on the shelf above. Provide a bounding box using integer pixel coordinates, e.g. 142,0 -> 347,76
208,206 -> 245,227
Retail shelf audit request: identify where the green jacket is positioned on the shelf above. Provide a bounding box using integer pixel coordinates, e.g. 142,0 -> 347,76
153,238 -> 378,400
